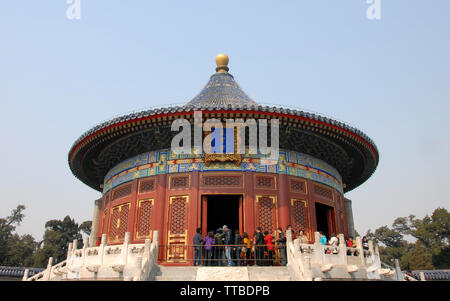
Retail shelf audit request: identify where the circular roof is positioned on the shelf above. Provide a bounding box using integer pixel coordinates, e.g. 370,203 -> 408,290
68,55 -> 379,193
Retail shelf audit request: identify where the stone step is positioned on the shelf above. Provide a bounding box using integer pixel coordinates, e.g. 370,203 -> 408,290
154,266 -> 198,281
247,266 -> 292,281
154,265 -> 292,281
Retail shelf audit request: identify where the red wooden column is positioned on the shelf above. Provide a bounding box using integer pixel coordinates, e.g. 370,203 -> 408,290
277,174 -> 290,231
306,179 -> 317,243
155,173 -> 168,248
128,179 -> 139,242
244,172 -> 256,238
189,171 -> 200,235
187,171 -> 200,263
201,195 -> 208,236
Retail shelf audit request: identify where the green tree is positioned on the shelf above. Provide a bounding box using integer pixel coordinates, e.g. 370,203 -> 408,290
0,205 -> 33,266
367,207 -> 450,271
33,216 -> 92,267
4,233 -> 37,267
79,221 -> 92,236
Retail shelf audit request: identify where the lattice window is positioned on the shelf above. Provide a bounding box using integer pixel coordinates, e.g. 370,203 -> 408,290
314,185 -> 333,199
108,203 -> 130,243
112,184 -> 132,200
291,199 -> 308,234
139,179 -> 155,193
109,207 -> 120,242
290,180 -> 306,193
170,176 -> 189,189
257,196 -> 275,234
256,176 -> 274,189
136,199 -> 153,239
118,204 -> 129,241
202,175 -> 241,187
170,197 -> 187,234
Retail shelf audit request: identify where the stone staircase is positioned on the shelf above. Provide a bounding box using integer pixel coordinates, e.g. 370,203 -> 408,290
153,266 -> 292,281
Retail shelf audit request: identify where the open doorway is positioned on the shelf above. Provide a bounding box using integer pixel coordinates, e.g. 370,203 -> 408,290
202,195 -> 242,234
315,202 -> 336,240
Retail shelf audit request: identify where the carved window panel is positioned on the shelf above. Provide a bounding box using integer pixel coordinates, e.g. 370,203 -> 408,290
201,175 -> 242,187
255,175 -> 276,189
136,199 -> 154,239
290,179 -> 306,193
169,175 -> 190,190
108,203 -> 130,243
112,184 -> 132,200
139,178 -> 156,194
314,184 -> 333,200
291,199 -> 309,235
256,195 -> 277,234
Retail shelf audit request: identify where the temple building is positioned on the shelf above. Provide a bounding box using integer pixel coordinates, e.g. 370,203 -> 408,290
68,54 -> 378,264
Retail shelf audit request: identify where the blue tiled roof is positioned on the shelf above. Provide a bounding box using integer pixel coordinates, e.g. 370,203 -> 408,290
187,72 -> 257,108
0,266 -> 44,278
412,269 -> 450,281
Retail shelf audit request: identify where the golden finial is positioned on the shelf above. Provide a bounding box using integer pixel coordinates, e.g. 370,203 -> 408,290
215,54 -> 229,73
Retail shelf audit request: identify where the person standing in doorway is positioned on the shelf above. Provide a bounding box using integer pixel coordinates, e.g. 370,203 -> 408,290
214,229 -> 225,266
233,230 -> 243,266
223,225 -> 235,266
203,231 -> 216,266
254,227 -> 265,266
242,232 -> 252,266
193,228 -> 203,266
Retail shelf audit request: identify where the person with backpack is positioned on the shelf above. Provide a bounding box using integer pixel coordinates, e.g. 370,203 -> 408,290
242,232 -> 252,266
254,227 -> 265,266
233,230 -> 243,266
276,227 -> 287,266
214,229 -> 225,266
203,231 -> 216,266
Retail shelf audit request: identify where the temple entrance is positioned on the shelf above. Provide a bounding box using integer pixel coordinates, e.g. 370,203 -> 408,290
315,202 -> 336,240
202,195 -> 243,235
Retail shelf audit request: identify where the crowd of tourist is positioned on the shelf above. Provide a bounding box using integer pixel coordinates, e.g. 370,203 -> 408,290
192,226 -> 372,266
192,225 -> 300,267
316,231 -> 370,256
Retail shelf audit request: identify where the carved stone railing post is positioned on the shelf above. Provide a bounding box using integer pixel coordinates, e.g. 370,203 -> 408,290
82,236 -> 89,266
313,232 -> 322,264
368,240 -> 375,260
99,234 -> 107,265
72,239 -> 78,255
22,269 -> 29,281
134,256 -> 143,281
45,257 -> 54,280
122,232 -> 131,264
356,236 -> 365,266
303,254 -> 312,281
67,242 -> 73,260
286,229 -> 292,244
338,234 -> 346,265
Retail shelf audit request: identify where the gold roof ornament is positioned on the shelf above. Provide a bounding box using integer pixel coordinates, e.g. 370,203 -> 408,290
215,53 -> 229,73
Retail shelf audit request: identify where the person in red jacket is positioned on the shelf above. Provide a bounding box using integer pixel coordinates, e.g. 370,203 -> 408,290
264,231 -> 274,266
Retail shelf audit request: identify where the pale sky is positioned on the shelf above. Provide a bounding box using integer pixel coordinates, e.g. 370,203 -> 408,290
0,0 -> 449,241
